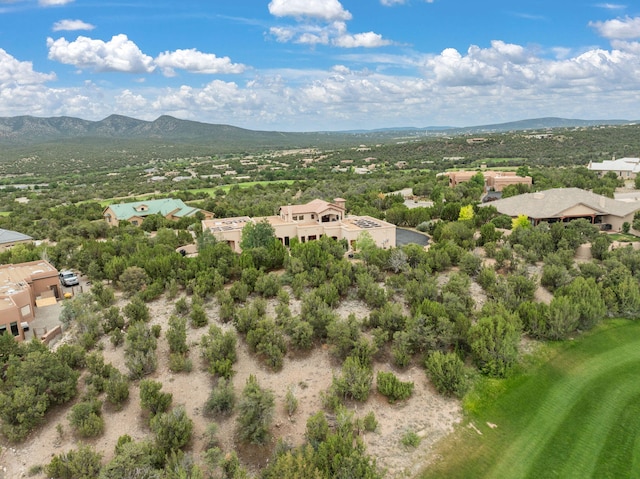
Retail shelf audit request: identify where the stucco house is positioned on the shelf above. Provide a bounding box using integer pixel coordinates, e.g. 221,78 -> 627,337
103,198 -> 214,227
587,157 -> 640,179
0,260 -> 60,341
482,187 -> 640,231
444,170 -> 533,192
0,228 -> 33,251
202,198 -> 396,253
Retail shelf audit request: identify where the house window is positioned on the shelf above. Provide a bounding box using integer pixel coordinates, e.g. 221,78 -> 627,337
311,214 -> 315,219
0,325 -> 6,335
10,322 -> 19,336
308,235 -> 317,241
293,216 -> 298,221
132,220 -> 138,226
284,236 -> 290,246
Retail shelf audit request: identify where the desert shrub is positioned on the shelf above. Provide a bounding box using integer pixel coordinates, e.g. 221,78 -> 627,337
284,386 -> 298,416
123,296 -> 150,323
100,439 -> 162,479
92,281 -> 116,308
204,377 -> 236,417
326,314 -> 360,360
254,272 -> 281,298
139,379 -> 172,418
46,445 -> 102,479
331,356 -> 373,402
425,351 -> 468,397
246,319 -> 287,371
376,371 -> 414,403
200,325 -> 237,379
119,266 -> 148,298
286,318 -> 315,350
109,328 -> 124,347
230,281 -> 250,303
139,281 -> 164,302
56,344 -> 86,369
216,289 -> 236,323
69,399 -> 104,437
190,303 -> 208,328
168,353 -> 193,373
236,375 -> 275,445
151,324 -> 161,338
102,306 -> 124,334
401,430 -> 421,448
150,406 -> 193,453
105,371 -> 130,409
363,411 -> 378,432
305,411 -> 329,448
167,315 -> 188,354
124,322 -> 157,379
174,297 -> 189,316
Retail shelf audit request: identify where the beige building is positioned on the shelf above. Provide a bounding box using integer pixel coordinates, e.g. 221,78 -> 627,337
0,260 -> 60,341
202,198 -> 396,253
587,157 -> 640,179
445,170 -> 532,192
0,228 -> 33,252
482,187 -> 640,231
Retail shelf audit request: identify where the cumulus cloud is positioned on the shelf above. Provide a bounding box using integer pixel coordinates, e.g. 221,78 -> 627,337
590,16 -> 640,39
333,31 -> 393,48
155,49 -> 246,76
268,0 -> 351,22
39,0 -> 74,6
47,34 -> 155,73
52,19 -> 95,31
0,48 -> 56,87
596,3 -> 627,10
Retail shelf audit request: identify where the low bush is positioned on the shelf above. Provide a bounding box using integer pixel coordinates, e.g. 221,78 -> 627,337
376,371 -> 414,403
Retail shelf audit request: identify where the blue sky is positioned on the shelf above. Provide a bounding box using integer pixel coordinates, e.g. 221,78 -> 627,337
1,0 -> 639,131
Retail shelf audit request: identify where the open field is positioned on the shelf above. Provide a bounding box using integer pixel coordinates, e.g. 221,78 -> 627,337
187,180 -> 296,195
421,319 -> 640,479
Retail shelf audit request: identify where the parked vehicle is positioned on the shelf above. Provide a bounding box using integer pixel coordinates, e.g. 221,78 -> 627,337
59,270 -> 79,287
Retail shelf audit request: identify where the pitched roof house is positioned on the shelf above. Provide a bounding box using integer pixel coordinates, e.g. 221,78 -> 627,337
202,198 -> 396,253
0,228 -> 33,251
103,198 -> 214,227
587,158 -> 640,179
482,187 -> 640,231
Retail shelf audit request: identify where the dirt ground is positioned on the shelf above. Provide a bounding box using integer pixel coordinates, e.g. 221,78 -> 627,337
0,291 -> 462,479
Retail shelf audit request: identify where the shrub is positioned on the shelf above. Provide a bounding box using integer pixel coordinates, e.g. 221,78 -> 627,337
105,371 -> 130,409
190,303 -> 208,328
123,296 -> 150,322
102,306 -> 124,334
119,266 -> 149,298
425,351 -> 468,397
204,377 -> 236,417
305,411 -> 329,448
139,379 -> 172,418
401,430 -> 421,449
168,353 -> 193,373
167,315 -> 188,354
331,356 -> 373,402
46,445 -> 102,479
69,399 -> 104,437
150,406 -> 193,453
236,375 -> 275,445
284,386 -> 298,416
200,325 -> 237,379
174,297 -> 189,316
376,371 -> 414,403
363,411 -> 378,432
124,322 -> 157,379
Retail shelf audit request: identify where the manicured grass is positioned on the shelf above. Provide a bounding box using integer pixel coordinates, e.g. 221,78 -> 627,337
0,211 -> 10,216
421,319 -> 640,479
187,179 -> 295,195
608,232 -> 640,242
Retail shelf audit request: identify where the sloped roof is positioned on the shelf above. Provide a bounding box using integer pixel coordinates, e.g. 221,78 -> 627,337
105,198 -> 200,220
280,199 -> 343,216
588,158 -> 640,173
484,187 -> 640,219
0,228 -> 32,245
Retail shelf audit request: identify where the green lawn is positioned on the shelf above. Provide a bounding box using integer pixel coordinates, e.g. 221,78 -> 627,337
607,232 -> 640,242
421,319 -> 640,479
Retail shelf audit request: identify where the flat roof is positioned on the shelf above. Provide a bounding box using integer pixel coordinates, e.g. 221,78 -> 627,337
0,260 -> 58,296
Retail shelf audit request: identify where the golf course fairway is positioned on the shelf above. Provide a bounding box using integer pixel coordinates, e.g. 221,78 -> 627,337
421,319 -> 640,479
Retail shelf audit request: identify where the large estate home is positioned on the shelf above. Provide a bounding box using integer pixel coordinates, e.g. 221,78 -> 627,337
103,198 -> 214,227
202,198 -> 396,253
587,157 -> 640,179
0,260 -> 60,341
483,187 -> 640,231
444,170 -> 533,192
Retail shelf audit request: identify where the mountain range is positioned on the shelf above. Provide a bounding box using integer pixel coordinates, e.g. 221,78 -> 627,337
0,114 -> 634,148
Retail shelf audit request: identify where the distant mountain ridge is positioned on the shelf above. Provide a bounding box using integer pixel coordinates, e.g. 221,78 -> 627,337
0,114 -> 634,147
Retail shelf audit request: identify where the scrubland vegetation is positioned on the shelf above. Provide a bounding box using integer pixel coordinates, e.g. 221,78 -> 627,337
2,123 -> 640,478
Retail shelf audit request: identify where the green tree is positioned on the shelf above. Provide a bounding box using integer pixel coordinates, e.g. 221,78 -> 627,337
425,351 -> 468,397
46,445 -> 103,479
236,374 -> 275,445
241,219 -> 276,250
512,214 -> 531,230
150,406 -> 193,453
468,311 -> 521,377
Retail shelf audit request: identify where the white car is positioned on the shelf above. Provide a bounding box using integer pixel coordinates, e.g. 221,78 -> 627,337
59,270 -> 79,287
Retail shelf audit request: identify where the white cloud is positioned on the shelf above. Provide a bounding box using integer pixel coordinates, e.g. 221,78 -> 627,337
333,31 -> 393,48
381,0 -> 406,5
47,34 -> 155,73
596,3 -> 627,10
52,19 -> 95,31
590,16 -> 640,39
268,0 -> 352,22
39,0 -> 74,6
0,48 -> 56,87
155,49 -> 246,76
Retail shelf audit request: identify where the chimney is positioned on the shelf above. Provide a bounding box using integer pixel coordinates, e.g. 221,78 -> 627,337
334,198 -> 346,210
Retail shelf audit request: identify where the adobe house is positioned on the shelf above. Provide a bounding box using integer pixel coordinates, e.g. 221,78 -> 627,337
103,198 -> 214,227
202,198 -> 396,253
444,170 -> 533,192
0,260 -> 60,341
